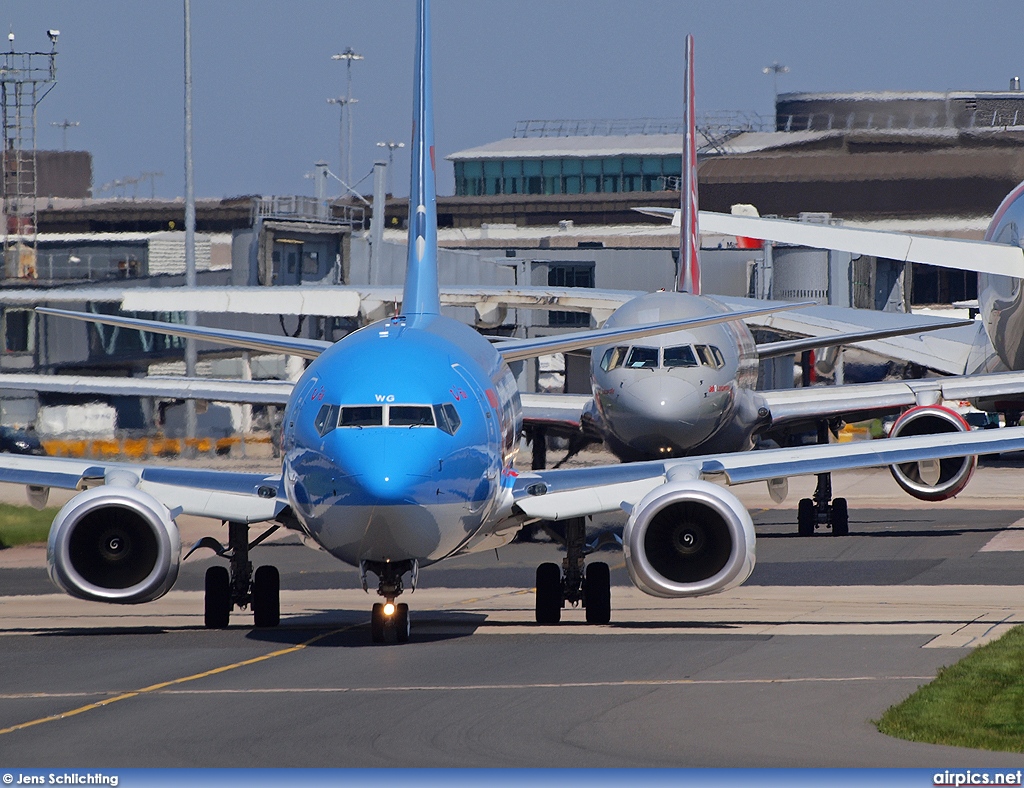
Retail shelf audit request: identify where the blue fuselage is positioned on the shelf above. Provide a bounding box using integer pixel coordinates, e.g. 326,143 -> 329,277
280,313 -> 521,568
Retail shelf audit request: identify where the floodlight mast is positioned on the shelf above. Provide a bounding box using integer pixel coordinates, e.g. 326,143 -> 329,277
331,47 -> 363,189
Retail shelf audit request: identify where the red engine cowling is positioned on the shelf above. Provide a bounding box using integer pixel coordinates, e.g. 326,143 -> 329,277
47,485 -> 181,604
622,480 -> 755,598
888,405 -> 977,501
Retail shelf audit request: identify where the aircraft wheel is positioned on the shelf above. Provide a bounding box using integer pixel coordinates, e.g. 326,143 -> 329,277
831,498 -> 849,536
584,562 -> 611,624
371,602 -> 386,643
797,498 -> 815,537
395,603 -> 410,643
252,565 -> 280,627
204,565 -> 231,629
535,562 -> 562,624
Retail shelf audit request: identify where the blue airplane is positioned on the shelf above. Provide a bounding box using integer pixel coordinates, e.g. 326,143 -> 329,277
9,0 -> 1024,643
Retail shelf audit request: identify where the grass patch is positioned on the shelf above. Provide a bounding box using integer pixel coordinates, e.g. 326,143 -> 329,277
0,503 -> 57,548
877,624 -> 1024,752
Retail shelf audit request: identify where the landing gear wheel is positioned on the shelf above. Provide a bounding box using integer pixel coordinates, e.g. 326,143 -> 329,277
535,562 -> 562,624
797,498 -> 815,537
371,602 -> 386,643
831,498 -> 849,536
252,565 -> 280,627
395,603 -> 410,643
584,562 -> 611,624
204,565 -> 231,629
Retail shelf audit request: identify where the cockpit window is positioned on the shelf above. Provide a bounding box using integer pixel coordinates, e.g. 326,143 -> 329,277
625,346 -> 659,369
694,345 -> 726,369
314,404 -> 340,437
600,346 -> 628,372
663,345 -> 698,368
339,405 -> 384,427
434,403 -> 462,435
389,405 -> 435,427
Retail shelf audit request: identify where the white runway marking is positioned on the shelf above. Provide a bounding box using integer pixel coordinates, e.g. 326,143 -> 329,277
0,675 -> 936,701
978,520 -> 1024,551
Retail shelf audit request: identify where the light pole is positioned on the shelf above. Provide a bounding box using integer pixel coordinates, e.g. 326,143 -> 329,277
376,140 -> 404,194
763,61 -> 789,115
50,119 -> 79,150
327,96 -> 357,191
331,47 -> 363,188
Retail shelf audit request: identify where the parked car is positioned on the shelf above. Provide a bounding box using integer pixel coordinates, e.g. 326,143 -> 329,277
0,426 -> 46,455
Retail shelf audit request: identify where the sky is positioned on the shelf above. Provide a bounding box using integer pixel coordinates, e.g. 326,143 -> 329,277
7,1 -> 1024,200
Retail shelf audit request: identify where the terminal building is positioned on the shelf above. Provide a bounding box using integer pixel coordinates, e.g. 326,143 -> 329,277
5,88 -> 1024,434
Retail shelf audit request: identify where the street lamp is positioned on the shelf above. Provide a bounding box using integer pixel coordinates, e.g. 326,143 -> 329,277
376,140 -> 404,193
762,61 -> 789,113
331,47 -> 363,187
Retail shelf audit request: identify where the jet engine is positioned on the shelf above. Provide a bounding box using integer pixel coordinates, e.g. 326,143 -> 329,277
48,485 -> 181,604
888,405 -> 976,501
622,480 -> 755,598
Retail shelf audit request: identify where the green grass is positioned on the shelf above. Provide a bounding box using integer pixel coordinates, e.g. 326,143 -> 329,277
0,503 -> 58,548
877,624 -> 1024,752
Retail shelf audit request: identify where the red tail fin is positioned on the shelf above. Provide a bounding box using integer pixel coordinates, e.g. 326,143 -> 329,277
678,34 -> 700,294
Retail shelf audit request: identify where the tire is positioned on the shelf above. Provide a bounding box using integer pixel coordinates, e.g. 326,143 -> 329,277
395,603 -> 410,643
831,498 -> 849,537
204,565 -> 231,629
535,562 -> 562,624
797,498 -> 815,537
584,562 -> 611,624
252,565 -> 280,628
371,602 -> 386,643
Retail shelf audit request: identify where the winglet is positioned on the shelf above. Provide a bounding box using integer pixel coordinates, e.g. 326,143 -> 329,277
678,33 -> 701,295
401,0 -> 441,317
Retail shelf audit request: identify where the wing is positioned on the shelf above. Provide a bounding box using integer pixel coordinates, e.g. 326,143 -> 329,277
718,295 -> 982,375
0,453 -> 284,524
520,392 -> 591,435
758,369 -> 1024,430
700,211 -> 1024,278
512,424 -> 1024,520
36,308 -> 332,359
755,318 -> 973,359
0,373 -> 294,405
494,301 -> 811,363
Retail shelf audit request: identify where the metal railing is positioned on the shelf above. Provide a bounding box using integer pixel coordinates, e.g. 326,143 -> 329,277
252,196 -> 364,228
778,109 -> 1024,132
513,112 -> 773,138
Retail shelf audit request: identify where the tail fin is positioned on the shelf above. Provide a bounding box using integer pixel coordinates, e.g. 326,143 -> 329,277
677,33 -> 701,295
401,0 -> 441,317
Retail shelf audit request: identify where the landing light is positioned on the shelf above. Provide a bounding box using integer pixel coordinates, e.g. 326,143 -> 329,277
383,602 -> 396,617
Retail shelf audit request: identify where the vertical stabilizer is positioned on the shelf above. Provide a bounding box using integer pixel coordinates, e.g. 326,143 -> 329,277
401,0 -> 441,316
678,34 -> 701,295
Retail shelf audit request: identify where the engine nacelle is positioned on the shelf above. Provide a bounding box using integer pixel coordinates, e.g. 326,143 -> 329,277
888,405 -> 977,501
623,480 -> 755,599
47,485 -> 181,604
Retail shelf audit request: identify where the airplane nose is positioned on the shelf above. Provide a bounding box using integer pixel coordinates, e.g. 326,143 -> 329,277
622,375 -> 701,424
343,437 -> 435,504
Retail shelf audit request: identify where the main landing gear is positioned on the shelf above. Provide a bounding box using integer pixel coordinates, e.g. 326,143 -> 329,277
362,559 -> 416,643
796,421 -> 849,537
535,516 -> 614,625
186,521 -> 282,628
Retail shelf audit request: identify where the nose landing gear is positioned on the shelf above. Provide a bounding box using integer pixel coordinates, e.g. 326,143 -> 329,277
363,560 -> 416,643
